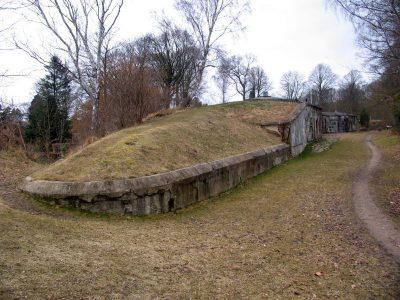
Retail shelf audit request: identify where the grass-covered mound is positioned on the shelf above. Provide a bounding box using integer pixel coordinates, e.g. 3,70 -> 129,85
33,100 -> 299,182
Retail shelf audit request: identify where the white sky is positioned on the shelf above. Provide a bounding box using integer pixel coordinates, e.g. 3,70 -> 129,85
0,0 -> 365,105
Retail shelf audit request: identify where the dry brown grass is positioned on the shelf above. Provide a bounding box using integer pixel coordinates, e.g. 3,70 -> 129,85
0,149 -> 38,185
1,132 -> 399,299
371,131 -> 400,228
220,100 -> 297,124
0,149 -> 50,214
32,100 -> 297,182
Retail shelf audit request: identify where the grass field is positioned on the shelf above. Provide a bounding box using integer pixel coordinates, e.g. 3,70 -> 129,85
371,131 -> 400,228
1,132 -> 399,299
31,100 -> 297,182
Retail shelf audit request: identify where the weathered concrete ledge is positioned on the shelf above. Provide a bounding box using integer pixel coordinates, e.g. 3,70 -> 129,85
21,144 -> 291,216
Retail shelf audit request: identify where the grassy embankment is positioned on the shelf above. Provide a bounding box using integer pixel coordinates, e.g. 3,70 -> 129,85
32,100 -> 297,182
372,131 -> 400,228
1,132 -> 399,299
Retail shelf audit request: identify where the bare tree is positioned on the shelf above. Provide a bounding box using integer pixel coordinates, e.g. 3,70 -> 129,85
328,0 -> 400,75
228,54 -> 255,100
175,0 -> 250,92
249,66 -> 272,98
149,21 -> 201,108
364,74 -> 399,124
280,71 -> 305,100
0,1 -> 25,80
0,0 -> 15,35
336,69 -> 365,114
0,1 -> 24,10
99,39 -> 166,132
18,0 -> 124,133
328,0 -> 400,128
214,53 -> 232,103
308,64 -> 337,106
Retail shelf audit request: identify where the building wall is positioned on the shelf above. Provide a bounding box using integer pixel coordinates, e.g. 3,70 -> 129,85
289,104 -> 322,156
322,114 -> 359,134
349,116 -> 359,131
323,115 -> 338,133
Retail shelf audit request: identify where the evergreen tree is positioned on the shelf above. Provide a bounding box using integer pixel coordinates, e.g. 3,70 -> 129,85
25,56 -> 72,151
360,108 -> 370,128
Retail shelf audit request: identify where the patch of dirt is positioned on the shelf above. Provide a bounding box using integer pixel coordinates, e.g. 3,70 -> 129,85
0,150 -> 38,212
0,150 -> 71,217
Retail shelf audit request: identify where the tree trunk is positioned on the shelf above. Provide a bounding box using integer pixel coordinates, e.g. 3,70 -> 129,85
91,94 -> 100,134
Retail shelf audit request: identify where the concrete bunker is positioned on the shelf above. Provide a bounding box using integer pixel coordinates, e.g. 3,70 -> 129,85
21,99 -> 322,216
322,111 -> 359,133
258,101 -> 322,156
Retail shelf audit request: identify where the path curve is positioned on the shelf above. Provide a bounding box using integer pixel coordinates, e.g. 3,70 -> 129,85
353,134 -> 400,263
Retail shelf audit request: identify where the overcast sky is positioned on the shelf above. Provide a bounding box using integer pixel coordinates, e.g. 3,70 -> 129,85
0,0 -> 365,105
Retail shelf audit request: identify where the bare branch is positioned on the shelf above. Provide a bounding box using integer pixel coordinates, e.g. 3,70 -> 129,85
280,71 -> 305,100
328,0 -> 400,75
18,0 -> 125,132
227,54 -> 255,100
175,0 -> 250,93
307,64 -> 337,106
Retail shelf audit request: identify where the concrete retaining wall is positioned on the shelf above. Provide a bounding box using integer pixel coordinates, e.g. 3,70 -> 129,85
21,144 -> 291,216
289,104 -> 322,156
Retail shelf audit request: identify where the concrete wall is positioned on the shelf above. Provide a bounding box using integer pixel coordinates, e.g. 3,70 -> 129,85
259,103 -> 322,157
322,113 -> 359,133
289,104 -> 322,156
21,144 -> 291,216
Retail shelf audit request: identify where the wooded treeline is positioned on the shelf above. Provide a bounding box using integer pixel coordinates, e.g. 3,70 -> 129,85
0,0 -> 252,150
277,0 -> 400,127
327,0 -> 400,128
9,0 -> 254,149
1,0 -> 399,152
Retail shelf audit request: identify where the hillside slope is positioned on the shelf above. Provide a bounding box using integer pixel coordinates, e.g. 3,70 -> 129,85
32,100 -> 299,182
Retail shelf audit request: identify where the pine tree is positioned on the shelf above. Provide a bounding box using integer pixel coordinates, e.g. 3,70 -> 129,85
25,56 -> 72,151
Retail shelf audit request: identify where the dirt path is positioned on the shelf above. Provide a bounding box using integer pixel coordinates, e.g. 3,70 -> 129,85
353,134 -> 400,263
0,152 -> 73,218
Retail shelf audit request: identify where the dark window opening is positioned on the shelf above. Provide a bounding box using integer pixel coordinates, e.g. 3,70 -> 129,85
168,198 -> 175,211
